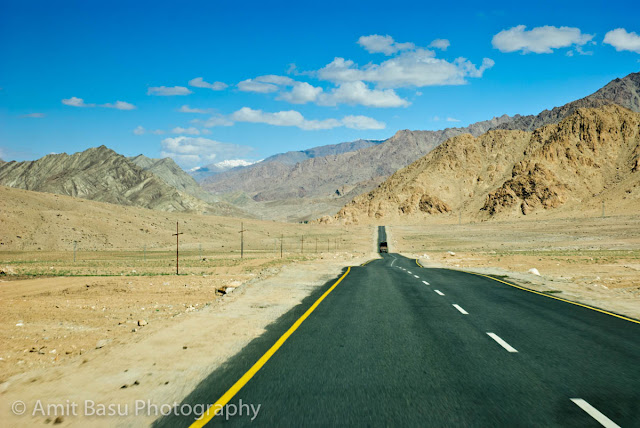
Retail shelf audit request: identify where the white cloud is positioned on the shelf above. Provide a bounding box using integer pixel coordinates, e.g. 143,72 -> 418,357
188,77 -> 228,90
231,107 -> 340,130
62,97 -> 93,107
492,25 -> 593,54
134,126 -> 166,135
201,129 -> 212,135
191,115 -> 235,127
446,117 -> 461,122
178,105 -> 212,114
161,136 -> 256,168
357,35 -> 415,55
20,113 -> 45,118
63,97 -> 135,110
238,75 -> 297,93
231,107 -> 385,130
429,39 -> 450,50
318,81 -> 409,107
604,28 -> 640,54
237,79 -> 278,93
254,75 -> 295,85
277,82 -> 324,104
102,100 -> 136,110
341,115 -> 386,130
318,50 -> 493,88
172,127 -> 201,135
147,86 -> 193,96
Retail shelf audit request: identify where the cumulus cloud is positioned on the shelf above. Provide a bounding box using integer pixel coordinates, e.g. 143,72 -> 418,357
237,75 -> 295,93
178,105 -> 212,114
63,97 -> 135,110
62,97 -> 94,107
20,113 -> 45,118
147,86 -> 193,96
604,28 -> 640,54
188,77 -> 228,90
161,136 -> 256,168
191,115 -> 235,127
319,81 -> 409,107
492,25 -> 593,54
341,115 -> 386,130
172,127 -> 201,135
102,101 -> 136,110
133,126 -> 166,135
277,82 -> 324,104
231,107 -> 340,130
318,50 -> 494,88
429,39 -> 450,51
237,79 -> 279,93
357,35 -> 415,55
231,107 -> 385,130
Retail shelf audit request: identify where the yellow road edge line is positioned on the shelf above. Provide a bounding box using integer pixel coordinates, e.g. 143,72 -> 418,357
361,259 -> 377,266
464,271 -> 640,325
189,266 -> 352,428
415,259 -> 423,268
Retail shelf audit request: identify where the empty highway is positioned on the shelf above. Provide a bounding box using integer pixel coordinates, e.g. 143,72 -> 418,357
156,226 -> 640,427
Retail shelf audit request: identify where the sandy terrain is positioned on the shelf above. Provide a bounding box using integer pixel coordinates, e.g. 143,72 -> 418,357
0,250 -> 375,427
391,214 -> 640,320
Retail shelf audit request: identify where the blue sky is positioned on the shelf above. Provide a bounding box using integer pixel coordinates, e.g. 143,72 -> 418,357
1,0 -> 639,168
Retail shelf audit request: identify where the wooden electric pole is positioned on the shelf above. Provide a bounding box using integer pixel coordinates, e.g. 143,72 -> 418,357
239,222 -> 247,258
172,222 -> 183,275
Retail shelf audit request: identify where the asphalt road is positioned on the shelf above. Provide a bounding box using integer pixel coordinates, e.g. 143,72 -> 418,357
156,226 -> 640,427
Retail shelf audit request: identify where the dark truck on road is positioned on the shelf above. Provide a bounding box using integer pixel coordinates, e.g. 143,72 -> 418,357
379,241 -> 388,253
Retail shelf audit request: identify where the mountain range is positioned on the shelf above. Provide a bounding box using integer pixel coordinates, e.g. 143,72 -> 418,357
331,105 -> 640,224
0,146 -> 247,217
201,71 -> 640,221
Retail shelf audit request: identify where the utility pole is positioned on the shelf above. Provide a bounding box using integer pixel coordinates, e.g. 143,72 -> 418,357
301,235 -> 304,254
280,234 -> 283,259
602,200 -> 605,218
239,222 -> 247,258
73,241 -> 77,262
172,222 -> 183,275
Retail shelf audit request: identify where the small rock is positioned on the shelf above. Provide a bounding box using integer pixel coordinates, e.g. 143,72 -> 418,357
131,328 -> 137,333
133,380 -> 140,386
96,340 -> 109,349
15,322 -> 24,327
225,287 -> 235,294
137,320 -> 147,326
528,268 -> 541,276
121,384 -> 128,389
183,346 -> 188,350
54,416 -> 64,424
447,251 -> 456,256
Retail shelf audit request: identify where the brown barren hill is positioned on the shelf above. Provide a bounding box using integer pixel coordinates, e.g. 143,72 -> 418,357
332,105 -> 640,224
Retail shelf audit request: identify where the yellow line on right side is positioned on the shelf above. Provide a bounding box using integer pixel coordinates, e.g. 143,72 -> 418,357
189,266 -> 352,428
466,271 -> 640,325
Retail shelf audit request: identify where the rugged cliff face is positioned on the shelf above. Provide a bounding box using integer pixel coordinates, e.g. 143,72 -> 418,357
332,105 -> 640,224
0,146 -> 248,217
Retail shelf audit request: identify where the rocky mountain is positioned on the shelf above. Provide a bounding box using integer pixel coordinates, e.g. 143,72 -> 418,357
128,154 -> 219,203
495,71 -> 640,132
201,116 -> 512,201
190,138 -> 382,182
331,105 -> 640,224
202,72 -> 640,221
0,146 -> 248,217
